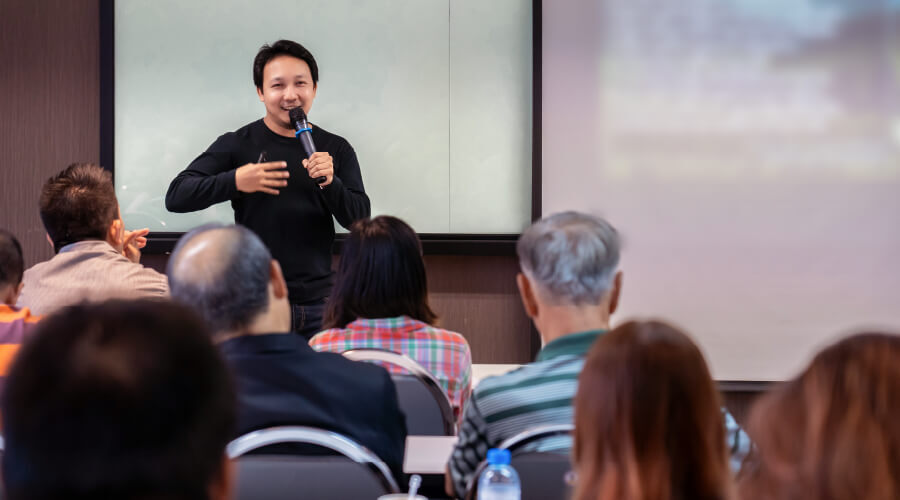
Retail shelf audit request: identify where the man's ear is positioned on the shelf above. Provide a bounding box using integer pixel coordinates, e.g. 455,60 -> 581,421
516,272 -> 540,319
270,259 -> 288,300
608,271 -> 623,315
45,233 -> 54,250
106,218 -> 123,248
257,86 -> 265,102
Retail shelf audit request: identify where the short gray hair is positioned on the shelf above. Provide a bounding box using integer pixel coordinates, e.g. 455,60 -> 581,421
516,211 -> 620,304
167,224 -> 272,334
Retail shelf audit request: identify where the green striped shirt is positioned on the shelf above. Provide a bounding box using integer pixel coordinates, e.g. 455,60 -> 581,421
448,330 -> 604,497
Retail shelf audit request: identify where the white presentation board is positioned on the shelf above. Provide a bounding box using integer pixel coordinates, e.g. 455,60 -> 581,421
543,0 -> 900,381
114,0 -> 533,234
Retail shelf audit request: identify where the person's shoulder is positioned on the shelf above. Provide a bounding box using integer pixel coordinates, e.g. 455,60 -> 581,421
136,263 -> 170,288
471,357 -> 575,400
109,256 -> 169,295
309,328 -> 349,346
209,119 -> 262,147
429,325 -> 470,346
311,124 -> 352,150
19,248 -> 76,284
0,304 -> 39,324
234,119 -> 264,136
416,323 -> 471,352
21,258 -> 50,279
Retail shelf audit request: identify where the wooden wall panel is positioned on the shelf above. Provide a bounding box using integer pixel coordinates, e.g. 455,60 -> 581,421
0,0 -> 100,269
425,255 -> 536,364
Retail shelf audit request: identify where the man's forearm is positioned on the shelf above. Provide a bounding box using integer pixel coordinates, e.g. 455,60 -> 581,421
165,169 -> 237,213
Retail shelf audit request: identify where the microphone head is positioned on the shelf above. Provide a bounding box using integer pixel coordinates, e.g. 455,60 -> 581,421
289,107 -> 308,129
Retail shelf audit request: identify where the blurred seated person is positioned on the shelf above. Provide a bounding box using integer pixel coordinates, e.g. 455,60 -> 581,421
447,212 -> 750,499
0,229 -> 40,395
310,215 -> 472,416
572,320 -> 732,500
167,223 -> 407,480
17,163 -> 168,315
447,211 -> 624,498
737,332 -> 900,500
1,299 -> 235,500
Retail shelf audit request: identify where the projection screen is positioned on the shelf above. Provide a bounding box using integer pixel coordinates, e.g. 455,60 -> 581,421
544,0 -> 900,380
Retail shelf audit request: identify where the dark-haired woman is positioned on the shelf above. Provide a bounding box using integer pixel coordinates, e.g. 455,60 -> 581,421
309,216 -> 472,417
573,320 -> 732,500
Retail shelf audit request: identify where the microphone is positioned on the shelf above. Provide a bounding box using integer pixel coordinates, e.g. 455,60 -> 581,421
289,107 -> 326,185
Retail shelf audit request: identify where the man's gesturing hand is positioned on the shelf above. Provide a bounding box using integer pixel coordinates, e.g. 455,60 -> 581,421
235,161 -> 290,195
121,228 -> 149,263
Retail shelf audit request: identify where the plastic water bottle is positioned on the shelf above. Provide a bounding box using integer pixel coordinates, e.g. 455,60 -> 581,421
477,448 -> 521,500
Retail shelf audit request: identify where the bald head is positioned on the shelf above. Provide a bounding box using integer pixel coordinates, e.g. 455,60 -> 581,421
167,225 -> 272,335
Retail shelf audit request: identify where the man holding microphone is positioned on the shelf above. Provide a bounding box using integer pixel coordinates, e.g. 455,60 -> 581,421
166,40 -> 370,338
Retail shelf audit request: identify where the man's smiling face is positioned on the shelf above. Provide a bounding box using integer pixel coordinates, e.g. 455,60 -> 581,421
257,55 -> 317,135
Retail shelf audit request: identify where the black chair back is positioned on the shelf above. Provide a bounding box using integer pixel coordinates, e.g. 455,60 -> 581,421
511,451 -> 573,500
465,424 -> 574,500
233,455 -> 393,500
227,426 -> 400,500
342,348 -> 456,435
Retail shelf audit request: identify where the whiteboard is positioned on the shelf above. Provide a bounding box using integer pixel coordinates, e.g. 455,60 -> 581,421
113,0 -> 532,234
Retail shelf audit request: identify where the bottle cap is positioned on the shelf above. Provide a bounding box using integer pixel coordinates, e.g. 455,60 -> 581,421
486,448 -> 511,466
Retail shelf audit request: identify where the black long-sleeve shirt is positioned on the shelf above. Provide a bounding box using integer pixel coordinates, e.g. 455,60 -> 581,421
166,119 -> 370,304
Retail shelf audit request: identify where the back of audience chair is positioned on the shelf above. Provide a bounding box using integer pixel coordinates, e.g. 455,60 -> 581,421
234,455 -> 392,500
227,426 -> 399,500
342,348 -> 456,435
465,424 -> 574,500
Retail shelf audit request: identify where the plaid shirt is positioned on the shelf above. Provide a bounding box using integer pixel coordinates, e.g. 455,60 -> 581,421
309,316 -> 473,417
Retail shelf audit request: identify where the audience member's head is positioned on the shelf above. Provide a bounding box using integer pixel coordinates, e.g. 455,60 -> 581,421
1,299 -> 236,500
167,224 -> 290,337
39,163 -> 122,253
323,215 -> 436,329
0,229 -> 24,305
573,320 -> 730,500
737,332 -> 900,500
516,211 -> 622,340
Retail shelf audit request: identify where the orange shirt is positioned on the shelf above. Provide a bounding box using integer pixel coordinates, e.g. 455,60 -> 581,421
0,304 -> 40,378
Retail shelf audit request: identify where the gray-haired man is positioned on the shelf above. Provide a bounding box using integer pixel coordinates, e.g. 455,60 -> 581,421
446,212 -> 750,498
447,211 -> 623,497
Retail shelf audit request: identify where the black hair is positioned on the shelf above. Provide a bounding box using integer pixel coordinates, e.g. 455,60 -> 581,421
253,39 -> 319,89
0,229 -> 24,288
39,163 -> 118,253
1,299 -> 236,500
323,216 -> 437,329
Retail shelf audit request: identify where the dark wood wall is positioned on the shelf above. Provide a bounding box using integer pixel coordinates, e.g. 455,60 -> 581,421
0,0 -> 101,268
